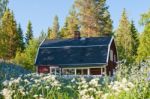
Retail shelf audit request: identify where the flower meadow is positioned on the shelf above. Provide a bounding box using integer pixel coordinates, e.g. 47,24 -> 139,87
0,62 -> 150,99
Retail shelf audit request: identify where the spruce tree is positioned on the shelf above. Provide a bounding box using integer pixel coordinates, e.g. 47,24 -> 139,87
17,24 -> 25,51
49,16 -> 59,39
137,10 -> 150,62
130,21 -> 139,56
25,20 -> 33,44
96,0 -> 113,36
115,9 -> 132,61
1,9 -> 18,59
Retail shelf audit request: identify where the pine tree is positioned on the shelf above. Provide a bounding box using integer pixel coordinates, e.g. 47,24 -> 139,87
130,21 -> 139,56
61,6 -> 79,38
0,0 -> 9,59
49,16 -> 59,39
60,20 -> 68,38
39,30 -> 46,42
0,26 -> 8,59
25,20 -> 33,44
137,10 -> 150,62
0,0 -> 8,19
17,24 -> 25,51
0,9 -> 18,59
115,9 -> 132,61
74,0 -> 112,37
47,27 -> 52,39
96,0 -> 113,36
65,6 -> 79,38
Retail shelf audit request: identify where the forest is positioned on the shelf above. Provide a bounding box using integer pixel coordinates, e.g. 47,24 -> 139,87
0,0 -> 150,99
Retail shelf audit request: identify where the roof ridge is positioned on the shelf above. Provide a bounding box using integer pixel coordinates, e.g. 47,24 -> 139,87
40,45 -> 108,48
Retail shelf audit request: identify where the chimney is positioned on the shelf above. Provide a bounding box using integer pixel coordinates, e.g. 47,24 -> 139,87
74,31 -> 80,39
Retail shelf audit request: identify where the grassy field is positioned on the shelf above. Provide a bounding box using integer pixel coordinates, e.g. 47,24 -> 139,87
0,62 -> 150,99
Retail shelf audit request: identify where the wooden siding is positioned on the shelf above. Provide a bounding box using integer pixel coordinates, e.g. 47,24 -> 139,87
38,66 -> 50,73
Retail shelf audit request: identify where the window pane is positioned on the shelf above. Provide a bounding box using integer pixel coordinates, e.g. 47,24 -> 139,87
51,68 -> 55,75
83,69 -> 87,75
56,68 -> 60,75
76,69 -> 82,75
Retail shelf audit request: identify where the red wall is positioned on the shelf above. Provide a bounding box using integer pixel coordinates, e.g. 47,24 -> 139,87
38,66 -> 50,73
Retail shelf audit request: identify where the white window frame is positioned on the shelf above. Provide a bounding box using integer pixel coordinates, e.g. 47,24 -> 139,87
50,67 -> 61,75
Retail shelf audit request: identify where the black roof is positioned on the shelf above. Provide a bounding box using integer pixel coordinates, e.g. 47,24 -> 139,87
35,36 -> 113,68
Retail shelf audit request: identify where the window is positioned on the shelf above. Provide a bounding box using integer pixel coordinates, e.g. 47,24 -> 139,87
110,50 -> 113,61
50,67 -> 61,75
62,69 -> 75,75
76,69 -> 88,75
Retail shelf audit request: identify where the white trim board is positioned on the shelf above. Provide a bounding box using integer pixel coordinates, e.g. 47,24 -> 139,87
34,38 -> 46,65
106,36 -> 114,63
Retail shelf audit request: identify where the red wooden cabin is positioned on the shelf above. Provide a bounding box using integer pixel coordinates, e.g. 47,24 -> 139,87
35,32 -> 117,76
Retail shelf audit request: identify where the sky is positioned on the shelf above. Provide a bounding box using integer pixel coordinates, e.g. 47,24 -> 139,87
8,0 -> 150,37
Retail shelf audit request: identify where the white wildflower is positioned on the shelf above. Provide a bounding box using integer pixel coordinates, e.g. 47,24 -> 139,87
124,87 -> 129,91
102,93 -> 109,99
79,89 -> 87,96
82,84 -> 88,89
2,80 -> 9,86
24,79 -> 29,83
71,78 -> 75,82
128,82 -> 134,88
89,78 -> 99,86
122,78 -> 127,83
45,86 -> 50,89
33,94 -> 38,98
88,88 -> 96,92
1,88 -> 12,99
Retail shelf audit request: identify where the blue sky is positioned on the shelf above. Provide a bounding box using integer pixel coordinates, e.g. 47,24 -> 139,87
8,0 -> 150,37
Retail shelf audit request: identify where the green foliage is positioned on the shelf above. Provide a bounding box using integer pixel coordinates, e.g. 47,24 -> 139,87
15,39 -> 39,71
25,20 -> 33,44
17,24 -> 25,51
130,21 -> 139,56
47,27 -> 52,39
74,0 -> 112,37
115,9 -> 133,63
49,15 -> 59,39
0,9 -> 18,59
137,10 -> 150,63
39,30 -> 47,41
96,0 -> 113,36
0,27 -> 8,58
0,0 -> 8,19
60,6 -> 79,38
